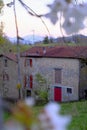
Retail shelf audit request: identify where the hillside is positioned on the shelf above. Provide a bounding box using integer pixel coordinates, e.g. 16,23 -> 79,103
0,34 -> 87,53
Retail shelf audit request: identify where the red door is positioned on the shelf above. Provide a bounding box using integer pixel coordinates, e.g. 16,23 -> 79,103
54,87 -> 62,102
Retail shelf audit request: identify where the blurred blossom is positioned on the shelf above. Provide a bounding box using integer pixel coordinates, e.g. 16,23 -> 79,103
25,97 -> 35,106
45,0 -> 71,25
62,5 -> 86,34
3,99 -> 71,130
62,19 -> 84,34
38,102 -> 71,130
44,0 -> 87,34
4,120 -> 25,130
45,12 -> 58,25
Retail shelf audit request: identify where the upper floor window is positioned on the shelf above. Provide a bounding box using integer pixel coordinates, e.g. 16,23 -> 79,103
3,72 -> 9,81
54,68 -> 62,84
24,58 -> 33,67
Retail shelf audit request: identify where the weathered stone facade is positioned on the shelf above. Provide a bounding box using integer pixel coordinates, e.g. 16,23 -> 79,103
1,46 -> 85,102
29,57 -> 80,101
20,56 -> 80,101
0,55 -> 19,99
79,60 -> 87,99
20,46 -> 87,102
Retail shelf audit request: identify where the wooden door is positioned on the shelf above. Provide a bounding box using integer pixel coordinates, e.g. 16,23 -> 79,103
54,87 -> 62,102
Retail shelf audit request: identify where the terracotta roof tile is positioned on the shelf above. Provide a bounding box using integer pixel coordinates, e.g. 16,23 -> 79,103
21,46 -> 55,57
21,46 -> 87,59
0,53 -> 17,62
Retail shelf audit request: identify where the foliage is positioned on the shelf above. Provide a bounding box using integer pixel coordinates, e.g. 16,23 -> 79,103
35,73 -> 47,85
34,100 -> 87,130
34,89 -> 48,105
0,35 -> 31,53
3,98 -> 70,130
0,0 -> 4,13
3,97 -> 87,130
0,21 -> 4,36
43,36 -> 49,44
35,73 -> 48,104
0,0 -> 4,37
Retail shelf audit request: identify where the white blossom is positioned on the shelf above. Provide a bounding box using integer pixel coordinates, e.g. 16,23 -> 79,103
25,97 -> 35,106
4,120 -> 25,130
45,0 -> 69,24
45,0 -> 87,34
38,102 -> 71,130
45,12 -> 58,24
63,5 -> 86,34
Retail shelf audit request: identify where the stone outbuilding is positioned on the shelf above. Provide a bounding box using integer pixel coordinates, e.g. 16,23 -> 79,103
0,53 -> 19,100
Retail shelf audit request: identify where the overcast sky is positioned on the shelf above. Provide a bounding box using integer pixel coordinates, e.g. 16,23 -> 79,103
1,0 -> 87,38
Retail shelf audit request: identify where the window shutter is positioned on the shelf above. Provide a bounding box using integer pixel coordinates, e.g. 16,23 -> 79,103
24,76 -> 26,87
30,75 -> 33,88
30,59 -> 32,67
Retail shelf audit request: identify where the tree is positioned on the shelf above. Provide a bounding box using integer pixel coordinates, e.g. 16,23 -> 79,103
34,73 -> 48,104
0,21 -> 4,36
0,0 -> 4,37
0,0 -> 4,13
43,36 -> 49,44
0,0 -> 5,45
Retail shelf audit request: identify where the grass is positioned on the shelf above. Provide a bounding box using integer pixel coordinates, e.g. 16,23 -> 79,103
4,100 -> 87,130
60,101 -> 87,130
33,100 -> 87,130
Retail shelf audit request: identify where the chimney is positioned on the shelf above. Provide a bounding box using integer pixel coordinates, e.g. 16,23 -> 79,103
43,47 -> 46,54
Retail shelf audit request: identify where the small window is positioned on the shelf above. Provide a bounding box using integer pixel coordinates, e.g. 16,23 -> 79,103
4,59 -> 8,67
3,72 -> 9,81
24,59 -> 32,67
67,88 -> 72,94
26,90 -> 31,97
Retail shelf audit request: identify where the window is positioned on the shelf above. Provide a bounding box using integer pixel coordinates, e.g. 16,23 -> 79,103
24,59 -> 32,67
26,90 -> 31,97
4,59 -> 8,67
55,68 -> 62,83
24,74 -> 33,88
67,88 -> 72,94
3,72 -> 9,81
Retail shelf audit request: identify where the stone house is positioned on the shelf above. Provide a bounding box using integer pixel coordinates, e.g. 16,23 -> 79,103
0,53 -> 19,100
21,46 -> 87,102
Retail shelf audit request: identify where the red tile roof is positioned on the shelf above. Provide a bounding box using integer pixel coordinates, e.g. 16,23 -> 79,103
21,46 -> 54,57
45,46 -> 87,59
0,53 -> 17,62
21,46 -> 87,59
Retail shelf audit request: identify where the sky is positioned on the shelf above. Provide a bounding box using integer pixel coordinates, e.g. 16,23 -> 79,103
1,0 -> 87,39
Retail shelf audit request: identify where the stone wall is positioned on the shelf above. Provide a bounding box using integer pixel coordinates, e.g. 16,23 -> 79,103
0,56 -> 19,99
23,57 -> 80,101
